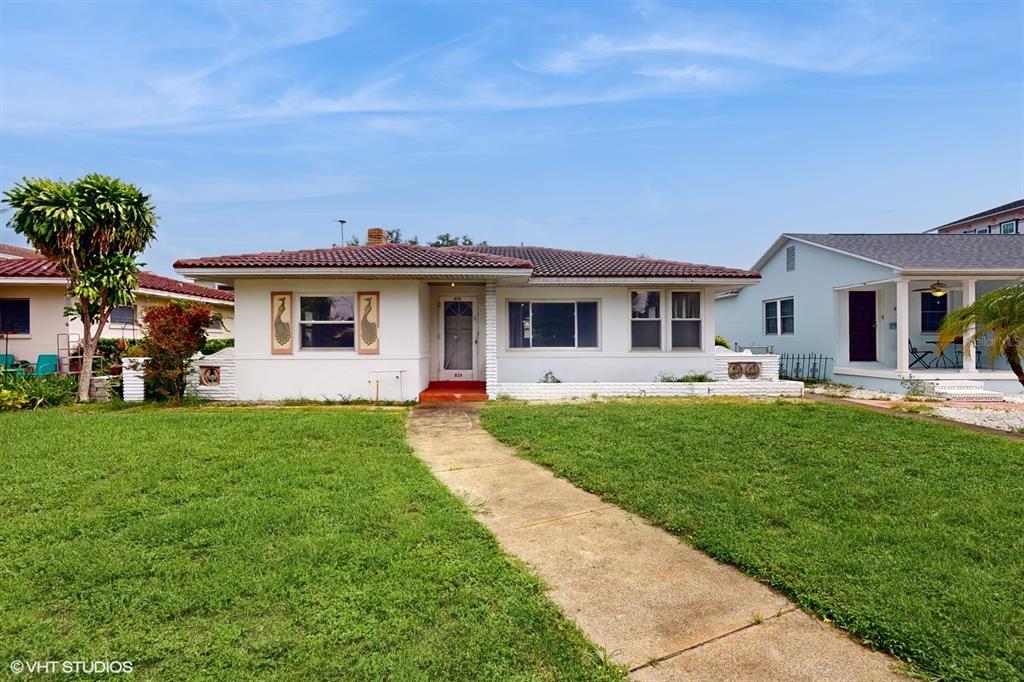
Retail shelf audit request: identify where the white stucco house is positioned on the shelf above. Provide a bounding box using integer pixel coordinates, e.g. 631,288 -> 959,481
0,245 -> 234,366
173,228 -> 803,402
715,233 -> 1024,396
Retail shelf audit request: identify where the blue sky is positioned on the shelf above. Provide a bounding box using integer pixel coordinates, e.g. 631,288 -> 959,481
1,1 -> 1022,275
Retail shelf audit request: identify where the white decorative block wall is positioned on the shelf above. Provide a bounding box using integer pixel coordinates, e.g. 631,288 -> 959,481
712,350 -> 780,382
121,357 -> 147,402
495,380 -> 804,400
187,348 -> 237,401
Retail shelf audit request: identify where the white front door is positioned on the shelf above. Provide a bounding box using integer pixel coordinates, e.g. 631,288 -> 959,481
439,296 -> 478,381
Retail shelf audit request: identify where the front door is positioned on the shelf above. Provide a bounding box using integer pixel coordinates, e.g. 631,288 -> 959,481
849,291 -> 877,362
439,297 -> 477,380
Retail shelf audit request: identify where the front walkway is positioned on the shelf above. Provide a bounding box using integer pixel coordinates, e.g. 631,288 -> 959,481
407,404 -> 905,680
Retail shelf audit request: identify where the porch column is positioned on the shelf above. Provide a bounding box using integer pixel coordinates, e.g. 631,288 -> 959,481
962,279 -> 977,372
895,279 -> 909,372
484,283 -> 498,399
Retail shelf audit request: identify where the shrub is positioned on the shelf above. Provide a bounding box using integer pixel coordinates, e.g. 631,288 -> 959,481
657,371 -> 713,383
715,335 -> 731,348
539,370 -> 562,384
201,338 -> 234,355
141,301 -> 213,402
0,374 -> 77,410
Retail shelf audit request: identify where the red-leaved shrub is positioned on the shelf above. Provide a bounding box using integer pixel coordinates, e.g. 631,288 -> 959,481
141,301 -> 213,402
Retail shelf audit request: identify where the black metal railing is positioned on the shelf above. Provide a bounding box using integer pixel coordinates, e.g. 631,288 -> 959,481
779,353 -> 833,382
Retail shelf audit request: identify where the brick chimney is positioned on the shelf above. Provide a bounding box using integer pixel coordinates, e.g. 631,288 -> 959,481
366,227 -> 387,245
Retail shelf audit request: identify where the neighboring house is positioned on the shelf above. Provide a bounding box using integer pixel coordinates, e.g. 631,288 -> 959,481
715,234 -> 1024,394
172,227 -> 792,402
924,198 -> 1023,234
0,249 -> 235,364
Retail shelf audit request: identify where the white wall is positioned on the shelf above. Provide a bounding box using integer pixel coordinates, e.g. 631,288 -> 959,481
232,278 -> 430,401
716,240 -> 895,363
494,284 -> 718,383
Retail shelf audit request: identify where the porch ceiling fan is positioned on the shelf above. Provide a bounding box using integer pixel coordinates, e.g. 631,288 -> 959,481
912,281 -> 961,297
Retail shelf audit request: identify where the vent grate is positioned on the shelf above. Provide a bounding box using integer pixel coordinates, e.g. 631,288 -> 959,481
786,245 -> 796,271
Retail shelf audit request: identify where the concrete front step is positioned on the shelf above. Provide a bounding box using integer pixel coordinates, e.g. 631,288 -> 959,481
923,379 -> 1004,402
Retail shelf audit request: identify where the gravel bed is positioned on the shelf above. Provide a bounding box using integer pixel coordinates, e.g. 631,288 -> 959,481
933,407 -> 1024,433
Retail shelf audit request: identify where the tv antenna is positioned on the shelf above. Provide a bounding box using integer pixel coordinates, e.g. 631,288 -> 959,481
337,219 -> 347,245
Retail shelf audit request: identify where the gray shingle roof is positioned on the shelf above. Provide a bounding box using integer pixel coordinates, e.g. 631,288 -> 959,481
933,198 -> 1024,229
787,233 -> 1024,271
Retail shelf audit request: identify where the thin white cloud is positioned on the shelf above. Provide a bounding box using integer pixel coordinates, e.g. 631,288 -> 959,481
531,5 -> 925,76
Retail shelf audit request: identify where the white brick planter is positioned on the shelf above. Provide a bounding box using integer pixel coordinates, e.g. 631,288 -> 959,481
121,357 -> 148,402
495,380 -> 804,401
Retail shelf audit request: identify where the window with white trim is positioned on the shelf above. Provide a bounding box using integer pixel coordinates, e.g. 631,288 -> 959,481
920,293 -> 947,333
508,301 -> 598,348
299,296 -> 355,349
0,299 -> 30,335
630,290 -> 661,349
1000,221 -> 1018,234
670,291 -> 701,349
764,297 -> 794,335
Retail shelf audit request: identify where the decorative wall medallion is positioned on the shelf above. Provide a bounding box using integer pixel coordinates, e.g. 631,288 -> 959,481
727,362 -> 744,380
200,366 -> 221,386
744,362 -> 762,380
357,291 -> 380,355
271,292 -> 293,355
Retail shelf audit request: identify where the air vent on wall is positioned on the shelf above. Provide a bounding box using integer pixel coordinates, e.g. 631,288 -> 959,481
786,245 -> 796,272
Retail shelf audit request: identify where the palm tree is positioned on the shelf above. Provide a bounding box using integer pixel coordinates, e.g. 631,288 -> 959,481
937,280 -> 1024,388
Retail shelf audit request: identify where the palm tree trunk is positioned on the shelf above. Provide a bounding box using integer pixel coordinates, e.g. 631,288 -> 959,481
1004,339 -> 1024,389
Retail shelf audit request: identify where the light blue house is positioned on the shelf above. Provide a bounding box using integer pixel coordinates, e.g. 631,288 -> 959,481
715,234 -> 1024,395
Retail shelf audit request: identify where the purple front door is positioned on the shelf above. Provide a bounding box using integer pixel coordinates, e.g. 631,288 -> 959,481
849,291 -> 877,362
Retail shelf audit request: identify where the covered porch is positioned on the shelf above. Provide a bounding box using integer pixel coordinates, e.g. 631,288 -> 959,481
833,275 -> 1022,394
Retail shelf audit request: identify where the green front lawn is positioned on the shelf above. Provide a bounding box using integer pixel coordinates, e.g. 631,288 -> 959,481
481,399 -> 1024,682
1,407 -> 620,680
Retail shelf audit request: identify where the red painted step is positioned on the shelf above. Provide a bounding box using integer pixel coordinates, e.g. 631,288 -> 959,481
418,381 -> 488,403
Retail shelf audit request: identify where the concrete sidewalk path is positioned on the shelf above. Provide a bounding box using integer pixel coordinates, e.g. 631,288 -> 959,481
407,404 -> 906,681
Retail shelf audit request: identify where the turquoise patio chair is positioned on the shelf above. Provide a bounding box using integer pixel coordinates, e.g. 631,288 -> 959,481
0,354 -> 14,370
33,354 -> 58,376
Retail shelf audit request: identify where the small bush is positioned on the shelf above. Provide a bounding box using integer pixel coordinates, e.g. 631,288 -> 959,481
656,371 -> 713,383
715,335 -> 730,348
201,338 -> 234,355
539,370 -> 562,384
0,374 -> 77,410
142,301 -> 213,402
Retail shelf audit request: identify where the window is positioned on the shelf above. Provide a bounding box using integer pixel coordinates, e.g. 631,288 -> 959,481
764,297 -> 794,335
920,293 -> 947,333
1001,221 -> 1018,234
110,305 -> 136,325
508,301 -> 598,348
206,315 -> 224,331
786,245 -> 796,271
671,291 -> 701,349
0,299 -> 30,335
630,291 -> 661,349
299,296 -> 354,349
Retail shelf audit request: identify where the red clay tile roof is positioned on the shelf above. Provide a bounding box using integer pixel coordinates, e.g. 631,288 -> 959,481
0,257 -> 233,302
459,245 -> 760,279
174,243 -> 757,279
174,243 -> 533,269
136,272 -> 234,302
0,257 -> 61,277
0,243 -> 40,258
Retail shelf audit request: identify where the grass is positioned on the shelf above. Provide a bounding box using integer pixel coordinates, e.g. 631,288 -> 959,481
480,398 -> 1024,681
0,407 -> 621,681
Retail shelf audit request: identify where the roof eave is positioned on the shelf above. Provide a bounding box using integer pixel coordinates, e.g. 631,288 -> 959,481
173,266 -> 536,280
522,276 -> 761,287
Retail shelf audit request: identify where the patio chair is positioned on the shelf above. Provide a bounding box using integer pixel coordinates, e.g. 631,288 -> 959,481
908,341 -> 932,369
0,354 -> 14,369
32,354 -> 58,376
